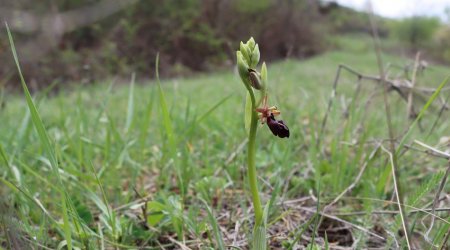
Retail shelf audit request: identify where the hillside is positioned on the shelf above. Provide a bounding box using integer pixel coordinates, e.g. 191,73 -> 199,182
1,34 -> 450,248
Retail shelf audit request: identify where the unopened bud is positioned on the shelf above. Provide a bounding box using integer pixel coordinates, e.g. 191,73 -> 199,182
248,69 -> 262,90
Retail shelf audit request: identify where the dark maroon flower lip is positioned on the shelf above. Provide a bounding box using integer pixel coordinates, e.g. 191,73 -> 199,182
266,114 -> 290,138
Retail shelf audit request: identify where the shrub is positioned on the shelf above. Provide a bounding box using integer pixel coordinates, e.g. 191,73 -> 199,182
1,0 -> 325,89
432,26 -> 450,62
392,16 -> 440,49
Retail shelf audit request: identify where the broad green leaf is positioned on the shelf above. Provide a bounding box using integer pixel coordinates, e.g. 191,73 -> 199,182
147,212 -> 164,227
147,201 -> 166,211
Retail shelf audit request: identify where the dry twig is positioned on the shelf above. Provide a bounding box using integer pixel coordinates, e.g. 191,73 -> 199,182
369,3 -> 411,248
294,206 -> 385,241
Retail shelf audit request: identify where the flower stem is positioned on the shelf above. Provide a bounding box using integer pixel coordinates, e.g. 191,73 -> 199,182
247,89 -> 263,226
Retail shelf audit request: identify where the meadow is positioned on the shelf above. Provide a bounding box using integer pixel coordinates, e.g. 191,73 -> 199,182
1,34 -> 450,249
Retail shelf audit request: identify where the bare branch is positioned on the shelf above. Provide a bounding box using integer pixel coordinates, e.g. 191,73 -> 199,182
414,140 -> 450,160
295,206 -> 386,241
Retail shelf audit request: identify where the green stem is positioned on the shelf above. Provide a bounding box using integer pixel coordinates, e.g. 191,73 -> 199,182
247,88 -> 263,226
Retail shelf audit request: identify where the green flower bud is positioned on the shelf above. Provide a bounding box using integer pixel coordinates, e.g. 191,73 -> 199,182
238,37 -> 260,68
248,68 -> 262,90
247,37 -> 256,51
237,38 -> 263,91
250,44 -> 260,68
237,51 -> 251,88
240,41 -> 251,64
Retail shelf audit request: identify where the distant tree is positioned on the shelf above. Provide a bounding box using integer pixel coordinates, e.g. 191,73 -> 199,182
0,0 -> 138,62
394,16 -> 440,49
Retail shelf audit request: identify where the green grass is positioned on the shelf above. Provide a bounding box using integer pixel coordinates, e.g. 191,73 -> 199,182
1,34 -> 450,249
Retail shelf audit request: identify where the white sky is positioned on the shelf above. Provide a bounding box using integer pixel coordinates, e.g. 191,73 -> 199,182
330,0 -> 450,21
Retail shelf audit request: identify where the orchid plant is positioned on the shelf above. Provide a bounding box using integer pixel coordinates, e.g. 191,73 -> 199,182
236,37 -> 289,249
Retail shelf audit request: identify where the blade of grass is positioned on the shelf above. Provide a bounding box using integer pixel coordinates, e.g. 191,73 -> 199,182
427,89 -> 450,139
192,93 -> 232,125
16,159 -> 60,191
201,199 -> 225,250
369,8 -> 410,248
0,177 -> 58,226
380,145 -> 409,249
125,73 -> 135,134
139,87 -> 154,154
396,76 -> 450,155
154,53 -> 187,232
0,144 -> 11,172
2,174 -> 135,248
439,224 -> 450,249
93,80 -> 116,132
155,53 -> 175,153
311,180 -> 321,250
88,161 -> 117,241
266,179 -> 281,217
6,22 -> 74,250
287,213 -> 318,250
182,93 -> 233,137
7,79 -> 58,148
7,101 -> 30,157
61,197 -> 72,250
6,24 -> 59,178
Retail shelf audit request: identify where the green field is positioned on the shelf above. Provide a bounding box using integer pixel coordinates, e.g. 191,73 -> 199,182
1,35 -> 450,249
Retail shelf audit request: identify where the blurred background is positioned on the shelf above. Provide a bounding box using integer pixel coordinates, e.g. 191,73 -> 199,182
0,0 -> 449,90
